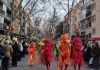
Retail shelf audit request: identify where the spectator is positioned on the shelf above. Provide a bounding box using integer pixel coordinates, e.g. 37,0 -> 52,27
92,42 -> 100,70
1,40 -> 13,70
12,41 -> 20,67
0,40 -> 5,70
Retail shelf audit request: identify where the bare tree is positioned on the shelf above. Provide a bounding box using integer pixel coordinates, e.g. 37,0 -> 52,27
5,0 -> 47,40
56,0 -> 79,33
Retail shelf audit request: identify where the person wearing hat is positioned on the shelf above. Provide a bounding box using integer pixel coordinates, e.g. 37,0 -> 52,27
0,40 -> 5,70
1,40 -> 13,70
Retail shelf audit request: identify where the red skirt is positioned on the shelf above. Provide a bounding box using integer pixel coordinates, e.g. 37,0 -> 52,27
72,52 -> 85,66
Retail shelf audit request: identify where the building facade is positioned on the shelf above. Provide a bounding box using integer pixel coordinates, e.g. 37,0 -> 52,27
0,0 -> 32,40
66,0 -> 100,40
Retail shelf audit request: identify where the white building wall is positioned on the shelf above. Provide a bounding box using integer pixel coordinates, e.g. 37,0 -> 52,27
92,0 -> 100,38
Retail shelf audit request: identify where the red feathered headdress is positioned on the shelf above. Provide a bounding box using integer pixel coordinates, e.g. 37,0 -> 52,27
73,37 -> 81,45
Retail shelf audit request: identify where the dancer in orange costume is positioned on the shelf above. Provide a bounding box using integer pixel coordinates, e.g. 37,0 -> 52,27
27,41 -> 38,66
58,34 -> 71,70
40,38 -> 54,70
72,37 -> 84,70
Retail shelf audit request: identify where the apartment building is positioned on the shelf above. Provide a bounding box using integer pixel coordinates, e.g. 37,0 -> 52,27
0,0 -> 11,31
68,0 -> 100,40
0,0 -> 30,40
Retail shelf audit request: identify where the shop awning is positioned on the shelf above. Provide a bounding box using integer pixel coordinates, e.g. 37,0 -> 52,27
0,29 -> 9,35
10,32 -> 19,36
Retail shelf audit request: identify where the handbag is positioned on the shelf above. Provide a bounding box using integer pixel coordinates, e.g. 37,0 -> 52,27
89,57 -> 93,64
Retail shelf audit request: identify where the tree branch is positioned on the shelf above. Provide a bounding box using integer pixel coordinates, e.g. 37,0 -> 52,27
29,0 -> 39,15
22,0 -> 31,11
32,9 -> 45,16
13,0 -> 31,20
23,0 -> 39,25
16,0 -> 24,14
59,2 -> 68,13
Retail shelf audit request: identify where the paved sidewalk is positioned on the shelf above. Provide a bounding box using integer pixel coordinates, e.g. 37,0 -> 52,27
9,57 -> 92,70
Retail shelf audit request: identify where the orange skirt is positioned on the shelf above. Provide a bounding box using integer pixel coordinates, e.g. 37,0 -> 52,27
27,54 -> 39,65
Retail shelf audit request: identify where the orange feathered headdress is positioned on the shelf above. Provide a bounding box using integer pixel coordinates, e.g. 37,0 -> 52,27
60,34 -> 70,44
30,42 -> 36,47
59,34 -> 71,48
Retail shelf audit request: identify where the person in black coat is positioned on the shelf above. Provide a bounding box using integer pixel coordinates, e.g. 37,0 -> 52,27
0,40 -> 5,70
92,42 -> 100,70
0,41 -> 4,59
12,41 -> 20,67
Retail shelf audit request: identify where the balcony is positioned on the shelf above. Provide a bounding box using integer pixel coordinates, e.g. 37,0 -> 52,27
86,17 -> 91,28
1,0 -> 11,10
86,3 -> 92,17
0,1 -> 5,15
79,20 -> 86,31
5,8 -> 11,22
6,13 -> 11,20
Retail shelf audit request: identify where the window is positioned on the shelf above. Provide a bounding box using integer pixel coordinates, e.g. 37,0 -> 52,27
80,20 -> 86,30
92,27 -> 96,34
72,16 -> 77,22
72,24 -> 76,29
92,3 -> 96,10
81,31 -> 86,38
88,33 -> 92,38
83,0 -> 90,5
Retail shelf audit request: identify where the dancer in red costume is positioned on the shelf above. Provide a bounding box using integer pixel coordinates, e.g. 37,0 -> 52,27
27,41 -> 38,66
40,38 -> 54,70
72,37 -> 84,70
58,34 -> 71,70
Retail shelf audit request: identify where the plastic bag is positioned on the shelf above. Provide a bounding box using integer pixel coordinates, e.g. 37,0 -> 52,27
89,57 -> 93,64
